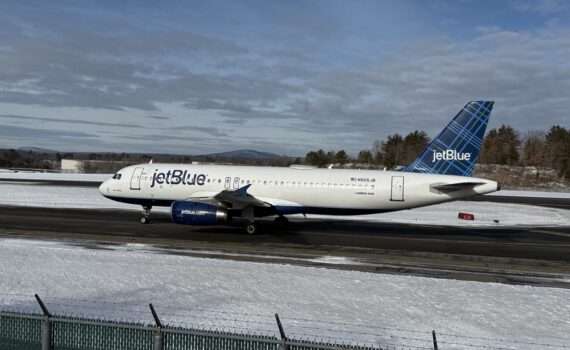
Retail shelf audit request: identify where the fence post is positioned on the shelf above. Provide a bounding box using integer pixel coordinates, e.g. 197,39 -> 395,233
432,330 -> 438,350
149,304 -> 163,350
275,313 -> 288,350
35,294 -> 52,350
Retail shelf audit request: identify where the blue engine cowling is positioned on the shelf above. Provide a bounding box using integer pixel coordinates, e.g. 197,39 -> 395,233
171,201 -> 228,225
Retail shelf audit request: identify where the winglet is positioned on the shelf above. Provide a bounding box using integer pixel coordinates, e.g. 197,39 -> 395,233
235,184 -> 252,196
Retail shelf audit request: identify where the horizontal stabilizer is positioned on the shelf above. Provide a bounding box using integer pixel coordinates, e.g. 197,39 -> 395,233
431,181 -> 486,193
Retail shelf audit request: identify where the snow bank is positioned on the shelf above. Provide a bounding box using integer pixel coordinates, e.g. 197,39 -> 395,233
0,239 -> 568,349
490,190 -> 570,199
308,201 -> 570,227
0,171 -> 110,182
0,183 -> 134,210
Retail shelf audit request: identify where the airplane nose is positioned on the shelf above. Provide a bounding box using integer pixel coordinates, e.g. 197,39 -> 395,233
98,181 -> 108,194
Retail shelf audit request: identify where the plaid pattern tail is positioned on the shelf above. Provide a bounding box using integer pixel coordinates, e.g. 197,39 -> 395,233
404,101 -> 494,176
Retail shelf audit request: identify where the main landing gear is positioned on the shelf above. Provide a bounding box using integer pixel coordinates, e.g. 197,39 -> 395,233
245,222 -> 258,235
140,205 -> 152,224
245,216 -> 288,235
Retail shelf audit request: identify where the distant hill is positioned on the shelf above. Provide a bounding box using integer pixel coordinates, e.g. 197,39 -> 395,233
18,147 -> 58,153
2,147 -> 295,171
199,149 -> 285,160
12,147 -> 285,160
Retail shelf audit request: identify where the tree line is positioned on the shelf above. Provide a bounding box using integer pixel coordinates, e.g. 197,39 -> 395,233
304,125 -> 570,179
1,125 -> 568,180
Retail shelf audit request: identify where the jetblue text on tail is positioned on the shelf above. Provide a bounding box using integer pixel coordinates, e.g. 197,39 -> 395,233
432,150 -> 472,162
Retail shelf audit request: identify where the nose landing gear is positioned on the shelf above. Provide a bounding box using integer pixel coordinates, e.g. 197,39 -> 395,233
140,205 -> 152,224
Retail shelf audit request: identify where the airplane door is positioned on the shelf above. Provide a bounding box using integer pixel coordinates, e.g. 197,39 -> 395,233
130,167 -> 144,190
224,177 -> 231,189
233,177 -> 240,189
390,176 -> 404,201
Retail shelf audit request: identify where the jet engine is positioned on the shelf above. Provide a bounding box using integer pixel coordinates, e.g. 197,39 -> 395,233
171,201 -> 228,225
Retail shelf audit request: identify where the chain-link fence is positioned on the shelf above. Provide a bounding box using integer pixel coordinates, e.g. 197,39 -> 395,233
1,295 -> 409,350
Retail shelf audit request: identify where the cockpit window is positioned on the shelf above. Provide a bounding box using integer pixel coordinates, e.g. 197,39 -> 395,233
112,173 -> 122,180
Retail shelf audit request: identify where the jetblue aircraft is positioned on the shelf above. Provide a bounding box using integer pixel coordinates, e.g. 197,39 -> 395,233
99,101 -> 499,234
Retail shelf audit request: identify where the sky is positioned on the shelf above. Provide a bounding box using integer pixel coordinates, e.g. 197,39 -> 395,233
0,0 -> 569,156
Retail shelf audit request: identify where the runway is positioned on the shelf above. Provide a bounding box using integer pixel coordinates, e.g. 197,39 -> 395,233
1,205 -> 569,288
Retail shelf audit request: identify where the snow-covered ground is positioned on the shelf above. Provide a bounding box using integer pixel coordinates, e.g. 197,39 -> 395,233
489,190 -> 570,199
0,183 -> 134,210
0,170 -> 109,183
0,238 -> 568,349
310,201 -> 570,227
1,181 -> 569,227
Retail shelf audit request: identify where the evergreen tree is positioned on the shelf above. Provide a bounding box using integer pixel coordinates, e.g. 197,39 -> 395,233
382,134 -> 405,169
480,125 -> 520,165
402,130 -> 429,164
545,126 -> 570,178
522,131 -> 546,167
357,150 -> 373,164
334,150 -> 349,165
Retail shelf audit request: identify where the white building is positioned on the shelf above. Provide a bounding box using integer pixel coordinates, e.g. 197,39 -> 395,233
60,159 -> 83,173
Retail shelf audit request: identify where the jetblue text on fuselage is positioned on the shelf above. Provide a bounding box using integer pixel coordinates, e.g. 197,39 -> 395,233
151,169 -> 207,188
432,150 -> 471,162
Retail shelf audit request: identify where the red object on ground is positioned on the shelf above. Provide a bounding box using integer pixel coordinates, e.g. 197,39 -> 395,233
458,212 -> 475,221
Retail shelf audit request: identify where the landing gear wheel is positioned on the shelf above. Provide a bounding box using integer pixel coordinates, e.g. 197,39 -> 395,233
245,222 -> 258,235
140,205 -> 152,224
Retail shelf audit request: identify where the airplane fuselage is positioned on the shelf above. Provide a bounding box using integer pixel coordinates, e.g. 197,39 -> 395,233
99,163 -> 499,216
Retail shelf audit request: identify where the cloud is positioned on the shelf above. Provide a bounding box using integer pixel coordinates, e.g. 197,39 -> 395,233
0,2 -> 569,155
511,0 -> 568,15
0,125 -> 96,140
165,126 -> 228,138
0,114 -> 141,128
145,115 -> 170,120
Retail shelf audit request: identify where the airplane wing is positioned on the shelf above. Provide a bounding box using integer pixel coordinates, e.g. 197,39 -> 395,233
186,185 -> 271,210
214,184 -> 271,209
431,181 -> 486,193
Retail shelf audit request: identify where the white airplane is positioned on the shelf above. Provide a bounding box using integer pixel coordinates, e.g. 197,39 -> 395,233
99,101 -> 499,234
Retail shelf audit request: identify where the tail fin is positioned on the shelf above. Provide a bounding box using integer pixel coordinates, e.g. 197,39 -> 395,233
404,101 -> 494,176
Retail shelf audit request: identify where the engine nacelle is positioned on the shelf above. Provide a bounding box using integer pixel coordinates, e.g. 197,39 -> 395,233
171,201 -> 228,225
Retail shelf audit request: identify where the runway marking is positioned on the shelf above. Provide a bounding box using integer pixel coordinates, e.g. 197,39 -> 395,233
533,229 -> 570,239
